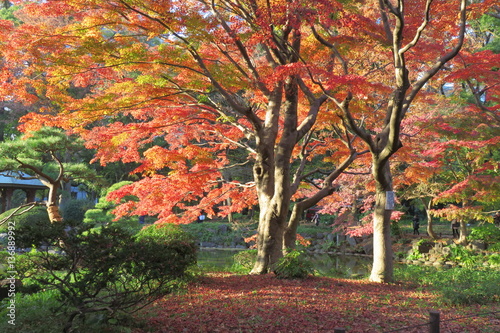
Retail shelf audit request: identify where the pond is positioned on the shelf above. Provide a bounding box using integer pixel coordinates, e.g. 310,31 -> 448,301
197,249 -> 374,278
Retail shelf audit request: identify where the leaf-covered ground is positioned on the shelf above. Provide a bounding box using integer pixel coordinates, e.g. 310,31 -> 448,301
136,273 -> 500,332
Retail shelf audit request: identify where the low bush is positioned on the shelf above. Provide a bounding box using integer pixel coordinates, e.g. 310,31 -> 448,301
433,268 -> 500,305
487,253 -> 500,266
274,250 -> 313,279
0,289 -> 148,333
395,265 -> 500,305
0,205 -> 50,235
469,223 -> 500,245
0,289 -> 66,333
446,244 -> 479,268
181,221 -> 252,247
233,249 -> 257,270
61,198 -> 95,224
489,242 -> 500,252
5,221 -> 197,332
82,181 -> 150,234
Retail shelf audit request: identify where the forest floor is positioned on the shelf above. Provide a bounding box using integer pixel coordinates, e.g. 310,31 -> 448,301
134,272 -> 500,333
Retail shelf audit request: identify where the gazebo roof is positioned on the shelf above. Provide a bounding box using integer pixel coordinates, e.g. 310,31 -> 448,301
0,172 -> 47,190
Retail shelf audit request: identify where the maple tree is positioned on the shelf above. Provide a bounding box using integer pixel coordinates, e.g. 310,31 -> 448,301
307,0 -> 478,282
1,0 -> 368,275
398,8 -> 500,242
400,104 -> 500,241
1,0 -> 497,282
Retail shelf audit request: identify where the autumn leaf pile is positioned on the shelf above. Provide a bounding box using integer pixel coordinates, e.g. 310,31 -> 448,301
138,273 -> 499,332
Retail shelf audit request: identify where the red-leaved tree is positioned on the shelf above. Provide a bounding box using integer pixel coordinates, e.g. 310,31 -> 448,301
1,0 -> 497,281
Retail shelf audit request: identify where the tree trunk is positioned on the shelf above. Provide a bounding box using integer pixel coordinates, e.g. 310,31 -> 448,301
422,198 -> 438,239
46,183 -> 63,223
457,220 -> 468,245
226,198 -> 233,223
47,205 -> 63,223
283,151 -> 359,250
283,204 -> 304,250
369,160 -> 394,283
250,78 -> 298,274
250,205 -> 286,274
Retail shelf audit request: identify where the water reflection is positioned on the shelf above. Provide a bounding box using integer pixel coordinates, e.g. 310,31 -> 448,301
307,253 -> 372,278
197,249 -> 373,278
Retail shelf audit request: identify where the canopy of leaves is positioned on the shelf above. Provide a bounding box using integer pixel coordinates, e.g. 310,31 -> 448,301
1,0 -> 497,229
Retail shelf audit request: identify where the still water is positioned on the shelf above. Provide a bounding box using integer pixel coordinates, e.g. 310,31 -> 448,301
197,249 -> 373,278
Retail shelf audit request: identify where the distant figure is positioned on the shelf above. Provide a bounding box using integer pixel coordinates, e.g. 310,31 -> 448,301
138,215 -> 145,224
197,213 -> 206,223
312,213 -> 320,226
452,220 -> 460,238
412,215 -> 420,235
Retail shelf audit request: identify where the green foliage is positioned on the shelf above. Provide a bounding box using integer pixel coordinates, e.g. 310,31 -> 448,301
9,220 -> 197,332
0,289 -> 148,333
233,249 -> 257,270
468,224 -> 500,244
0,290 -> 65,333
391,221 -> 402,236
0,5 -> 21,25
487,253 -> 500,266
479,14 -> 500,53
488,242 -> 500,252
0,128 -> 99,187
406,250 -> 422,260
61,198 -> 94,224
394,266 -> 500,305
83,181 -> 134,225
446,244 -> 478,268
83,181 -> 146,234
181,222 -> 251,248
296,224 -> 331,235
415,239 -> 427,246
320,240 -> 338,252
274,250 -> 313,279
134,224 -> 198,278
136,223 -> 195,244
0,206 -> 57,247
434,268 -> 500,305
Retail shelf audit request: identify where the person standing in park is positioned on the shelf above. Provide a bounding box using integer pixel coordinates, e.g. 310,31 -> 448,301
197,213 -> 206,223
412,215 -> 420,235
452,220 -> 460,238
312,212 -> 320,226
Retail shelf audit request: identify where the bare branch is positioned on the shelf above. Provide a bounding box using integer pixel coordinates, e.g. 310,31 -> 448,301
399,0 -> 433,54
404,0 -> 467,113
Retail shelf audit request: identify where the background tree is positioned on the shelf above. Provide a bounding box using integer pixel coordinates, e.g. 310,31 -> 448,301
0,127 -> 101,222
399,6 -> 500,241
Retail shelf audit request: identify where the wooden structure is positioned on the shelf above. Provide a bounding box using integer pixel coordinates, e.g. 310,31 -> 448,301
0,172 -> 47,213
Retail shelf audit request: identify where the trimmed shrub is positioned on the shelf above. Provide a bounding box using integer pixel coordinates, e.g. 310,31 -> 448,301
61,198 -> 94,224
83,181 -> 135,226
0,205 -> 50,234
